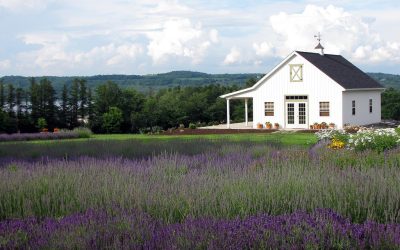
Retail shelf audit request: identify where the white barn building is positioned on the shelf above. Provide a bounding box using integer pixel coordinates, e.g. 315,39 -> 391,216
220,49 -> 385,129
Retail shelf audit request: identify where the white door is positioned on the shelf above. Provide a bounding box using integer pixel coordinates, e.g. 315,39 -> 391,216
286,102 -> 308,129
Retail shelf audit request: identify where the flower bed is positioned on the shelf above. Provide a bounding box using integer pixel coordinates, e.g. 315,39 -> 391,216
316,126 -> 400,152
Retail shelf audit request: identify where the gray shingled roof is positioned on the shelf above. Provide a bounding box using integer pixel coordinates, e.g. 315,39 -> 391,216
296,51 -> 384,89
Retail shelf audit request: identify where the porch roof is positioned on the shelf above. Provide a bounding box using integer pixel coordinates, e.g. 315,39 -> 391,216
219,87 -> 253,99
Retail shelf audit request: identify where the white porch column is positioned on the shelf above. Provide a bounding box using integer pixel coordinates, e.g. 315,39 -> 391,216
226,99 -> 230,129
245,98 -> 248,126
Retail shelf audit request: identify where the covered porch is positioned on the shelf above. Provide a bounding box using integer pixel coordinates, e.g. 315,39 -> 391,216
219,86 -> 255,129
225,97 -> 252,129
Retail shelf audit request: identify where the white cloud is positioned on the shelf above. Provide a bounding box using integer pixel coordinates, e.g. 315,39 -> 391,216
223,47 -> 241,65
0,0 -> 49,10
209,29 -> 219,43
253,42 -> 274,57
21,33 -> 69,46
75,43 -> 143,66
19,33 -> 143,73
264,4 -> 400,63
147,18 -> 217,64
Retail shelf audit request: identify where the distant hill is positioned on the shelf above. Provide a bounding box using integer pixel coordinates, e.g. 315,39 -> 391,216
0,71 -> 262,94
368,73 -> 400,89
1,71 -> 399,94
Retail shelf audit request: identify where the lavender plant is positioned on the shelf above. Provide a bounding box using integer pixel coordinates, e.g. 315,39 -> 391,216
1,144 -> 400,224
0,131 -> 79,142
2,208 -> 400,249
1,139 -> 400,248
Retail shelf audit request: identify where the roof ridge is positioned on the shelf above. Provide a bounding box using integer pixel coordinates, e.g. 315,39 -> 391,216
295,50 -> 339,56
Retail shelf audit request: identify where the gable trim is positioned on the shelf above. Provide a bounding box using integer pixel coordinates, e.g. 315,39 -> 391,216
343,88 -> 385,91
220,52 -> 298,99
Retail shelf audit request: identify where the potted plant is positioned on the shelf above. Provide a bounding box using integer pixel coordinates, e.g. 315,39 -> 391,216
274,123 -> 279,129
329,122 -> 335,129
310,125 -> 314,129
314,122 -> 319,130
321,122 -> 328,129
265,122 -> 272,129
256,122 -> 263,129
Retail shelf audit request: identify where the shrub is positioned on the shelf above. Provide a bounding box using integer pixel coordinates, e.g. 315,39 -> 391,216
396,125 -> 400,135
72,127 -> 93,138
102,107 -> 123,133
36,118 -> 47,132
188,123 -> 196,129
150,126 -> 163,134
139,126 -> 164,134
315,129 -> 348,142
348,128 -> 400,153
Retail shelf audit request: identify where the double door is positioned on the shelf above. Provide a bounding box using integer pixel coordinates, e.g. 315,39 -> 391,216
286,102 -> 307,129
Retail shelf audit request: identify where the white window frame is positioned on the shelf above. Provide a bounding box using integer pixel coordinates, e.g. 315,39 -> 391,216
319,102 -> 330,116
265,102 -> 274,116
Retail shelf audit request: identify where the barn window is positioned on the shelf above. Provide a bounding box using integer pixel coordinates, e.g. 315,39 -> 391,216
369,99 -> 373,113
352,100 -> 356,115
265,102 -> 274,116
319,102 -> 330,116
290,64 -> 303,82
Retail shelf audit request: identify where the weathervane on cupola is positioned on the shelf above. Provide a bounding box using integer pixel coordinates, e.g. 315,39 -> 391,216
314,32 -> 324,55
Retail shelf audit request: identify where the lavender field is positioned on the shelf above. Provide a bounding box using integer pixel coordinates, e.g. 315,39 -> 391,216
1,138 -> 400,248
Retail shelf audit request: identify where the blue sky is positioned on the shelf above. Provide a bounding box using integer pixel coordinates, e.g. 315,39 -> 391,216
0,0 -> 399,76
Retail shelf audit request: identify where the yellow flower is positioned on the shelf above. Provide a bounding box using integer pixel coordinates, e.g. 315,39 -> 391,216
328,138 -> 345,149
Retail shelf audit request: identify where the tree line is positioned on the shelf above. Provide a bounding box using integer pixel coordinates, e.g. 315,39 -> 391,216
1,77 -> 399,134
0,78 -> 249,134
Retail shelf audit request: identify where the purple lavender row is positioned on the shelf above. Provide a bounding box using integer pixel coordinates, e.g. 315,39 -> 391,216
0,132 -> 79,142
1,208 -> 400,249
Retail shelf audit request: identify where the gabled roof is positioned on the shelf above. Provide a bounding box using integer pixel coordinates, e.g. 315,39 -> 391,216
220,51 -> 384,99
296,51 -> 384,90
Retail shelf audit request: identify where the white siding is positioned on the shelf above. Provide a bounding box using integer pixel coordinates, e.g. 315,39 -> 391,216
342,90 -> 382,126
252,54 -> 344,129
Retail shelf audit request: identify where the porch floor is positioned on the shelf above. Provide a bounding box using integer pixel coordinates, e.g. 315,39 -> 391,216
199,122 -> 313,131
199,122 -> 253,129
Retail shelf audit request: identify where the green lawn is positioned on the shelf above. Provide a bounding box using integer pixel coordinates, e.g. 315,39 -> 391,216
92,133 -> 317,146
4,132 -> 317,147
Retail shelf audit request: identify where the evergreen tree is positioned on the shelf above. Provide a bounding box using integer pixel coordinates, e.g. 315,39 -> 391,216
60,84 -> 69,128
23,89 -> 29,117
7,84 -> 15,116
40,78 -> 57,129
79,79 -> 87,121
69,79 -> 80,127
87,87 -> 94,122
16,88 -> 24,118
29,77 -> 39,122
0,81 -> 4,110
